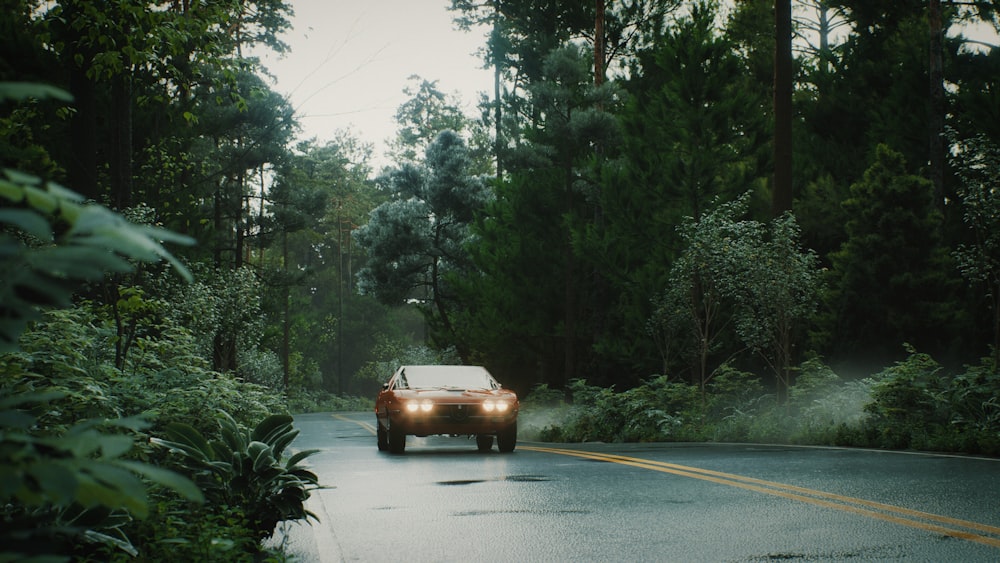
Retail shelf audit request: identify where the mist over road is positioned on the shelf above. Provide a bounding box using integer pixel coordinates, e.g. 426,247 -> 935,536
279,412 -> 1000,562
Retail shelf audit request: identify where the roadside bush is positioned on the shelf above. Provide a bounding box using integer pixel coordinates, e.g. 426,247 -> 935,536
112,499 -> 262,562
518,383 -> 570,440
706,364 -> 771,441
846,348 -> 1000,454
0,388 -> 203,561
945,354 -> 1000,455
512,351 -> 1000,458
6,307 -> 121,425
524,377 -> 704,443
285,388 -> 373,414
862,348 -> 952,450
152,412 -> 321,542
786,358 -> 872,444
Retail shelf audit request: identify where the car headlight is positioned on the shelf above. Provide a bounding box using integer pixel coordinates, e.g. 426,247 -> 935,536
483,400 -> 510,412
406,400 -> 433,413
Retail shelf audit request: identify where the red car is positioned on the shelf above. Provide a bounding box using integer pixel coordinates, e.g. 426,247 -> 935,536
375,365 -> 519,454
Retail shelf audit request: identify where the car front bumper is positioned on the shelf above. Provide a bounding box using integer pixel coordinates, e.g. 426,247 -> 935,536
386,405 -> 518,436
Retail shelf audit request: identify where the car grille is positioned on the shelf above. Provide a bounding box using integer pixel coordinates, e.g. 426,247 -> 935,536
444,404 -> 473,422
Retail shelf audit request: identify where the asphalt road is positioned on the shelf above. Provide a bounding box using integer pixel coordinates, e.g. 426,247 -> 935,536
276,412 -> 1000,562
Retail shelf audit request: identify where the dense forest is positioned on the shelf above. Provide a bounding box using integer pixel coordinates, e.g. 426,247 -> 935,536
2,0 -> 1000,559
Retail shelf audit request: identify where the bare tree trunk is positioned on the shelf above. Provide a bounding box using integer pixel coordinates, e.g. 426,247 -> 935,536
817,1 -> 832,73
110,73 -> 133,209
773,0 -> 794,217
493,0 -> 504,180
928,0 -> 945,205
337,205 -> 345,395
67,35 -> 98,200
283,229 -> 291,389
595,0 -> 605,87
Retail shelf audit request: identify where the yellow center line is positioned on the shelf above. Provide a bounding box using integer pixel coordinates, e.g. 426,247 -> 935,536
522,445 -> 1000,549
334,413 -> 377,434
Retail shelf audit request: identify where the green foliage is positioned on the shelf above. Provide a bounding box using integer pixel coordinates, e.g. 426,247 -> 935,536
523,352 -> 1000,456
3,302 -> 292,560
525,377 -> 704,443
0,392 -> 202,561
10,303 -> 283,438
949,132 -> 1000,366
390,76 -> 472,165
648,192 -> 823,398
825,145 -> 960,368
356,131 -> 489,356
0,164 -> 193,354
284,388 -> 373,415
153,264 -> 265,373
152,412 -> 320,542
862,348 -> 1000,454
120,499 -> 264,562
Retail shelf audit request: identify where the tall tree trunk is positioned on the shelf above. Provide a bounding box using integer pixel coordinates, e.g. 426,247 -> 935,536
594,0 -> 605,87
817,1 -> 832,73
493,0 -> 504,180
773,0 -> 794,217
235,171 -> 245,268
562,166 -> 577,390
337,205 -> 345,395
283,228 -> 291,389
928,0 -> 945,205
67,32 -> 98,200
110,73 -> 133,209
213,181 -> 223,268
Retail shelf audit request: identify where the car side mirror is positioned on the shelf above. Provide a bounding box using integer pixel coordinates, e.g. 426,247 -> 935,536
382,382 -> 389,390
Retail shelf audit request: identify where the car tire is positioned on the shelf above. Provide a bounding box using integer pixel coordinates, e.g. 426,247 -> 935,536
497,422 -> 517,453
388,421 -> 406,454
377,420 -> 389,451
476,434 -> 494,452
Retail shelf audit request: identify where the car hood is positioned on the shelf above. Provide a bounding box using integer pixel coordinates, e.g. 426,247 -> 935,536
395,388 -> 517,402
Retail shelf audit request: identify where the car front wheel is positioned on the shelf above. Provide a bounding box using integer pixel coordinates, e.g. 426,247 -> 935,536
497,422 -> 517,453
388,420 -> 406,454
476,434 -> 494,452
377,420 -> 388,451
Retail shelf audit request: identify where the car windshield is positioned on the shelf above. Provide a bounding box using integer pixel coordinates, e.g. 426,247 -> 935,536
398,366 -> 497,390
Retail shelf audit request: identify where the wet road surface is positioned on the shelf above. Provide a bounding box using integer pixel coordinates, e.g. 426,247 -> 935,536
277,412 -> 1000,562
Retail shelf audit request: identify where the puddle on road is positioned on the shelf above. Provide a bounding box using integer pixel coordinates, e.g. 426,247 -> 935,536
437,479 -> 486,486
453,508 -> 589,517
436,475 -> 551,486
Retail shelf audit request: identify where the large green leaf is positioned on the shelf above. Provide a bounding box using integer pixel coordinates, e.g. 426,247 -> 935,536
0,82 -> 73,103
74,462 -> 148,518
286,448 -> 320,468
114,460 -> 204,503
250,413 -> 293,443
219,424 -> 246,454
27,246 -> 135,279
0,209 -> 53,241
156,422 -> 215,462
247,441 -> 275,473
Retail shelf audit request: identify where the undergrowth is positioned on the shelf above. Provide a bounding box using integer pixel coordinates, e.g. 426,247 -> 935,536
520,350 -> 1000,457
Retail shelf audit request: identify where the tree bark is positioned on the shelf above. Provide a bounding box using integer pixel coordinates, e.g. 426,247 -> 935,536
594,0 -> 605,87
493,0 -> 504,180
773,0 -> 794,217
928,0 -> 945,206
67,31 -> 98,200
110,73 -> 133,209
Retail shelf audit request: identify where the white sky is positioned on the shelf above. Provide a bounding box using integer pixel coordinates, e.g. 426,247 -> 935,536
254,0 -> 493,166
